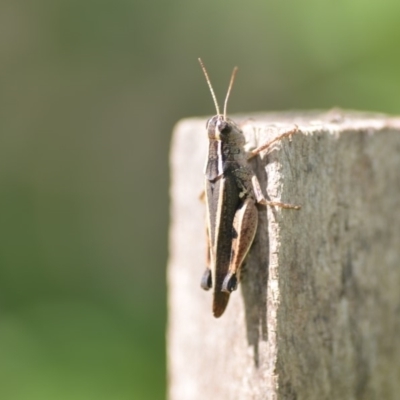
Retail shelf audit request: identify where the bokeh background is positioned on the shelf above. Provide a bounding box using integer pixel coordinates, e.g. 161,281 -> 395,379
1,1 -> 400,399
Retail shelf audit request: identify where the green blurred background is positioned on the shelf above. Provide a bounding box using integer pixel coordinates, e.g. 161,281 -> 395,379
1,1 -> 400,399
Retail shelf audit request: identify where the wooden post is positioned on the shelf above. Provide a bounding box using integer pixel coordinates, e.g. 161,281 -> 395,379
168,111 -> 400,400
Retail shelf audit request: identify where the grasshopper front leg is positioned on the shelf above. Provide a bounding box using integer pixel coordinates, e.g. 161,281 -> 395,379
247,125 -> 298,160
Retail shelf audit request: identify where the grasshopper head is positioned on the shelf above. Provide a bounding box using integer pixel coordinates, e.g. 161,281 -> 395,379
204,115 -> 246,180
206,115 -> 245,145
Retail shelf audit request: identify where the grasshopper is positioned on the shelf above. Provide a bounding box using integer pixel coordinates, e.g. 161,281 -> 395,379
198,59 -> 300,318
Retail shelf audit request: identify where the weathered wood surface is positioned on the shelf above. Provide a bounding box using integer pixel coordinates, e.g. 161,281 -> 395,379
168,111 -> 400,400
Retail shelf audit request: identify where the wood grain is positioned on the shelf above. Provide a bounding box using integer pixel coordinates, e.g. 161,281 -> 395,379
168,111 -> 400,400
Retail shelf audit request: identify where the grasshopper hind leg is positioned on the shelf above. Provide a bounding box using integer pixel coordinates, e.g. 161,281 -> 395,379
201,268 -> 212,290
222,272 -> 238,292
201,223 -> 213,291
222,197 -> 258,293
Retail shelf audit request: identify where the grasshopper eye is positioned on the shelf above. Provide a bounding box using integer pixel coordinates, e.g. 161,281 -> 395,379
218,121 -> 232,134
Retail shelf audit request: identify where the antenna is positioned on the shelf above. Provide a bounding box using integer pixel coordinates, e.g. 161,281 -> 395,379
223,66 -> 238,121
198,58 -> 221,116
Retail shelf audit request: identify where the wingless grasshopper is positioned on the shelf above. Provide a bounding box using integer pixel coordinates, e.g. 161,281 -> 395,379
198,59 -> 300,318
